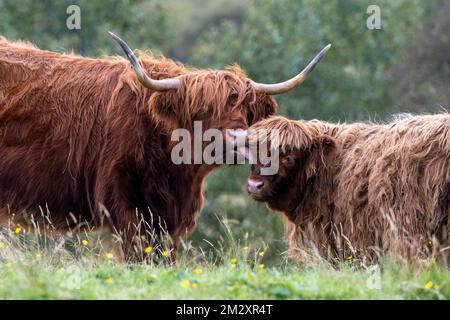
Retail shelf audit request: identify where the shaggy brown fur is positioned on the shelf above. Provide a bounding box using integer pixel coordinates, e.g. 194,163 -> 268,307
0,36 -> 277,260
247,114 -> 450,261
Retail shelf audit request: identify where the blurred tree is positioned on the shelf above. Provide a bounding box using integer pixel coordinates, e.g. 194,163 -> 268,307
191,0 -> 429,121
164,0 -> 247,60
388,0 -> 450,113
0,0 -> 172,56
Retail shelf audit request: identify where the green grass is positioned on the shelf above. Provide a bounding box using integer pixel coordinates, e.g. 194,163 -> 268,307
1,228 -> 449,299
0,257 -> 449,299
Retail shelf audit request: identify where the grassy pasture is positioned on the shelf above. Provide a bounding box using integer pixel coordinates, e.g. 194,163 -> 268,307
1,222 -> 449,300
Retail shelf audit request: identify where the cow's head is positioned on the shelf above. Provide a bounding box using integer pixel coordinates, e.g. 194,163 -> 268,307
246,116 -> 338,213
109,32 -> 331,163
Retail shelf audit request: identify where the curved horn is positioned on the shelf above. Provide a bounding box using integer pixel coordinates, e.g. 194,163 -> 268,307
108,31 -> 180,91
253,44 -> 331,95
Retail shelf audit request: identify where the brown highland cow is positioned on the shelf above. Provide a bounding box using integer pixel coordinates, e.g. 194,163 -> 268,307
0,34 -> 330,260
247,114 -> 450,262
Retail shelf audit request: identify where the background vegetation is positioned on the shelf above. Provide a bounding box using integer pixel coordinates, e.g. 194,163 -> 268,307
1,0 -> 449,288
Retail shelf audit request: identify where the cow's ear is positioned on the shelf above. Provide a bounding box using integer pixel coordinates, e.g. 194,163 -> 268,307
149,92 -> 184,130
306,135 -> 339,177
281,154 -> 297,169
278,154 -> 298,177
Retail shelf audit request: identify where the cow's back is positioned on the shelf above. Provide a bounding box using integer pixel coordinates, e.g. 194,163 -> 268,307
332,114 -> 450,256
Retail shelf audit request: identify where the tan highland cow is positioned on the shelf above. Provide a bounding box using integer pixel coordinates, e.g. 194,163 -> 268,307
246,114 -> 450,262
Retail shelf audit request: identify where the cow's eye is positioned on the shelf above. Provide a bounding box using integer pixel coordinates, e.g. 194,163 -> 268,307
228,93 -> 238,105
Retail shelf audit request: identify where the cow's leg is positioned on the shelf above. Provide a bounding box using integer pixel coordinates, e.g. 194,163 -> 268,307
112,241 -> 126,263
102,233 -> 126,263
96,170 -> 179,263
96,196 -> 146,262
96,162 -> 151,262
109,210 -> 143,262
168,235 -> 181,265
436,192 -> 450,265
437,191 -> 450,265
446,202 -> 450,265
110,208 -> 177,263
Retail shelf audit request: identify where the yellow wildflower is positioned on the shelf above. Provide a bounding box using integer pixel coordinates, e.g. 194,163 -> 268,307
425,281 -> 433,289
161,250 -> 170,257
35,253 -> 42,259
347,255 -> 353,261
5,262 -> 12,268
231,258 -> 237,264
243,246 -> 249,251
230,263 -> 237,269
145,246 -> 153,253
259,264 -> 265,269
259,251 -> 265,257
194,268 -> 203,275
106,277 -> 114,284
105,252 -> 114,260
180,279 -> 190,289
15,227 -> 22,234
192,283 -> 198,289
82,239 -> 89,246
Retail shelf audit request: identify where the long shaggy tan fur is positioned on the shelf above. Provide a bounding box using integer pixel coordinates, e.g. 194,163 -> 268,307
249,115 -> 319,152
250,114 -> 450,261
